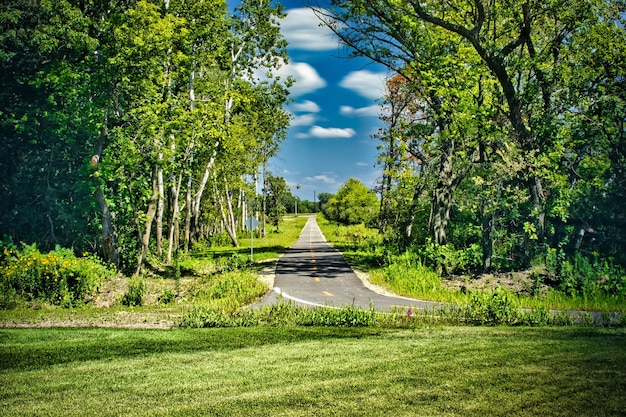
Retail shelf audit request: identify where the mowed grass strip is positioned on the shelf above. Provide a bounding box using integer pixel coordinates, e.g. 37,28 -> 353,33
1,326 -> 625,416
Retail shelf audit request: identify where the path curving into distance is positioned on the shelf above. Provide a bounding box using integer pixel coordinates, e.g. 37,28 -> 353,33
255,217 -> 440,312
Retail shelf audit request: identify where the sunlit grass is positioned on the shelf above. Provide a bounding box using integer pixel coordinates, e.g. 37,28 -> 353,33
316,216 -> 626,313
185,215 -> 309,263
1,326 -> 625,416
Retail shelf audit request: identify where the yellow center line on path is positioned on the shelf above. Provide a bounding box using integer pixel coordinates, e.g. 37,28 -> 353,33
323,291 -> 333,297
314,278 -> 320,282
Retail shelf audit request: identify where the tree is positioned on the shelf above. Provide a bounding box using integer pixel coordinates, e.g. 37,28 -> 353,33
313,0 -> 626,269
265,173 -> 288,231
324,179 -> 378,225
0,0 -> 293,275
0,0 -> 101,252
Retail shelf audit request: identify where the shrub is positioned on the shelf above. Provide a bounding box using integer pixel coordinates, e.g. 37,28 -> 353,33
0,242 -> 114,307
546,250 -> 626,299
121,278 -> 146,307
416,242 -> 482,275
158,288 -> 176,305
458,290 -> 522,325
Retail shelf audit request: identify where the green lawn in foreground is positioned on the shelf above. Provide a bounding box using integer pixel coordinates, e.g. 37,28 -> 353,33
1,326 -> 625,416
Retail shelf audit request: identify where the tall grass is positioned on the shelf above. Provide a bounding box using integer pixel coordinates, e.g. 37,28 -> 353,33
179,297 -> 622,328
188,270 -> 267,312
316,216 -> 626,314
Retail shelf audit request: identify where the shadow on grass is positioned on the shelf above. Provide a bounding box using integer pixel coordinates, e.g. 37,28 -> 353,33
0,326 -> 386,371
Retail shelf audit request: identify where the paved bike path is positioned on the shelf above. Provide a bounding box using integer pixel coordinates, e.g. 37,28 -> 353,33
255,217 -> 440,312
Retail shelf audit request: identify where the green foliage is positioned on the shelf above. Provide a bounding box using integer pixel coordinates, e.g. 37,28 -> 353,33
381,252 -> 442,297
415,242 -> 483,275
0,0 -> 292,273
265,173 -> 288,230
158,288 -> 176,305
322,0 -> 626,274
120,278 -> 146,307
334,223 -> 382,252
180,302 -> 379,328
544,248 -> 626,301
179,298 -> 621,329
324,178 -> 379,226
0,242 -> 113,308
459,290 -> 521,326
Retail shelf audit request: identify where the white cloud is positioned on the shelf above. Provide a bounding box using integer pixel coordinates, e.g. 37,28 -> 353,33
292,100 -> 321,113
309,125 -> 356,138
304,174 -> 337,184
290,100 -> 321,127
282,8 -> 338,51
356,162 -> 369,167
275,61 -> 326,97
339,105 -> 381,118
290,113 -> 317,127
339,70 -> 387,100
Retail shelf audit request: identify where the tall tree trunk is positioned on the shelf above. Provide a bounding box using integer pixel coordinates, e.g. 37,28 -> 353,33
92,118 -> 119,268
481,198 -> 495,271
191,148 -> 216,237
184,173 -> 192,253
431,186 -> 454,245
166,171 -> 182,264
530,176 -> 546,242
215,183 -> 239,247
429,140 -> 465,245
135,163 -> 159,275
224,178 -> 238,246
262,164 -> 267,238
403,180 -> 425,250
155,154 -> 164,258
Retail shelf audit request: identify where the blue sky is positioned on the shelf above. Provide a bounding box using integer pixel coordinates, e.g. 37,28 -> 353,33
238,1 -> 390,200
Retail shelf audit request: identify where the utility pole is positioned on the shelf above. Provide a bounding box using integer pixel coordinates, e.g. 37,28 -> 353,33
294,184 -> 300,216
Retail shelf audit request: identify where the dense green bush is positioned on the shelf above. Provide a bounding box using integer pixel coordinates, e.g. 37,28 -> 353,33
461,290 -> 521,325
120,278 -> 146,307
191,270 -> 267,312
415,241 -> 482,275
323,178 -> 379,226
0,241 -> 114,308
545,249 -> 626,299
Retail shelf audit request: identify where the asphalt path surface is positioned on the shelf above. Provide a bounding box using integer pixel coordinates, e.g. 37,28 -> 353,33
255,217 -> 440,312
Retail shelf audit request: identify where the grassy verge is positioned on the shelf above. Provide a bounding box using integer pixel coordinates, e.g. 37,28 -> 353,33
0,216 -> 310,326
1,326 -> 625,416
316,216 -> 626,314
186,215 -> 310,263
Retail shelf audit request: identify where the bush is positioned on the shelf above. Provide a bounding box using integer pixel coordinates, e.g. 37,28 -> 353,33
416,241 -> 482,275
121,278 -> 146,307
546,250 -> 626,299
0,242 -> 114,307
158,288 -> 176,305
460,290 -> 521,325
